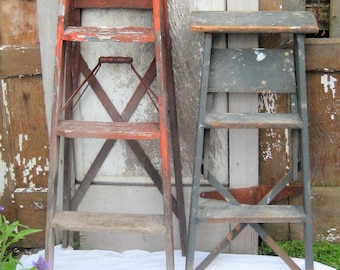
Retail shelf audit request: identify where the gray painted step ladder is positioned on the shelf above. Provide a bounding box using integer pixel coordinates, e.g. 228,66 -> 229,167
45,1 -> 187,270
186,11 -> 318,270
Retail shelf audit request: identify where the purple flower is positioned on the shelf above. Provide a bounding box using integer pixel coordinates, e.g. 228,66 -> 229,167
32,255 -> 50,270
0,205 -> 4,211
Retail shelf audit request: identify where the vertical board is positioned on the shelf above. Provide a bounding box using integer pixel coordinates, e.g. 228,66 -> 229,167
305,39 -> 340,187
0,77 -> 49,189
330,0 -> 340,37
0,0 -> 48,249
227,0 -> 259,254
258,0 -> 292,242
0,0 -> 39,45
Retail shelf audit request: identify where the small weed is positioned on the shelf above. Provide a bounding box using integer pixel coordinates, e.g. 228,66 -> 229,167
259,240 -> 340,269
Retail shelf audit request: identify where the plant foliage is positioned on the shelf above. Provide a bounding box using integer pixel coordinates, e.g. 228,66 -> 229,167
259,240 -> 340,269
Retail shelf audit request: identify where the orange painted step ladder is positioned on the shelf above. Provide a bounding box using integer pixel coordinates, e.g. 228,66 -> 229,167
45,1 -> 187,270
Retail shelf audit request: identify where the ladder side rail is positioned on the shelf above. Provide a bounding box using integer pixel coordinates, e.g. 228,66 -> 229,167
153,0 -> 175,268
295,33 -> 314,270
161,0 -> 188,254
186,33 -> 213,270
45,0 -> 70,266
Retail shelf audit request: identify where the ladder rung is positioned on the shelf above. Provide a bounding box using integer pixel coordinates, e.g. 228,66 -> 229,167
63,26 -> 156,43
73,0 -> 153,9
56,120 -> 160,140
197,205 -> 306,223
204,113 -> 302,129
51,211 -> 166,233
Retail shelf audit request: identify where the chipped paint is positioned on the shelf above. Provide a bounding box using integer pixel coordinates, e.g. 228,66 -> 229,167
1,79 -> 11,124
321,74 -> 337,99
253,48 -> 266,61
259,94 -> 290,164
317,228 -> 340,242
15,135 -> 49,185
321,74 -> 337,120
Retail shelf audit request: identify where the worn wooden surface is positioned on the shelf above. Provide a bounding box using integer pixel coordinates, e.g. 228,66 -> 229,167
190,11 -> 319,33
209,48 -> 296,93
291,187 -> 340,243
74,0 -> 153,9
56,120 -> 161,140
0,46 -> 41,77
305,39 -> 339,187
0,76 -> 49,189
0,0 -> 48,247
198,205 -> 305,223
227,0 -> 259,255
0,0 -> 39,45
14,190 -> 47,248
330,0 -> 340,37
63,26 -> 156,42
51,211 -> 166,233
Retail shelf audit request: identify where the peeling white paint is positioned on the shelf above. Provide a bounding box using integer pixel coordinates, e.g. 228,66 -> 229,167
1,79 -> 11,124
321,74 -> 337,120
253,48 -> 266,61
317,228 -> 340,242
259,93 -> 278,113
321,74 -> 337,99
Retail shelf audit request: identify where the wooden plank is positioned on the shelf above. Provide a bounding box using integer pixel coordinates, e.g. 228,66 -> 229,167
307,72 -> 339,186
0,0 -> 39,45
74,0 -> 153,9
0,77 -> 49,189
330,0 -> 340,37
14,189 -> 47,248
204,113 -> 302,129
190,11 -> 319,33
291,187 -> 340,243
305,39 -> 339,187
63,26 -> 156,43
0,46 -> 41,78
57,120 -> 160,140
305,38 -> 340,71
51,211 -> 166,233
209,48 -> 296,93
198,205 -> 306,223
227,0 -> 259,255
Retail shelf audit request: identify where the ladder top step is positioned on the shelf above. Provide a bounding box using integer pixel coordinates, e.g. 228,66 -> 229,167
51,211 -> 166,233
73,0 -> 153,9
63,26 -> 156,43
190,11 -> 319,34
56,120 -> 160,140
197,205 -> 306,224
204,113 -> 303,129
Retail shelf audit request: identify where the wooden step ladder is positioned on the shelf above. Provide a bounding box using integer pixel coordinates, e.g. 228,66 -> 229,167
45,1 -> 187,270
186,11 -> 318,270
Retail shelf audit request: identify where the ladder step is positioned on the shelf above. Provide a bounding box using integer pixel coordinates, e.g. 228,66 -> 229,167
63,26 -> 156,43
204,113 -> 302,129
190,11 -> 319,34
197,205 -> 306,224
56,120 -> 160,140
51,211 -> 166,233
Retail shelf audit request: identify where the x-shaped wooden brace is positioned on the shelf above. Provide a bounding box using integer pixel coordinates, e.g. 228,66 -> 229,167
63,53 -> 187,254
196,169 -> 302,270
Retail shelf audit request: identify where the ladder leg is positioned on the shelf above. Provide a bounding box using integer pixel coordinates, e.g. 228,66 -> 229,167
295,34 -> 314,270
159,96 -> 175,270
186,33 -> 213,270
163,2 -> 187,252
45,133 -> 60,270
